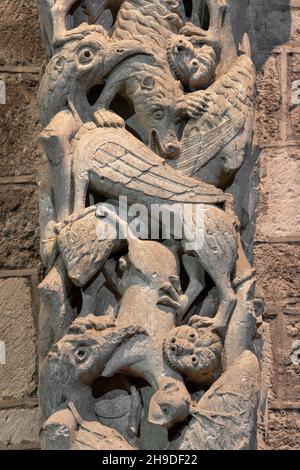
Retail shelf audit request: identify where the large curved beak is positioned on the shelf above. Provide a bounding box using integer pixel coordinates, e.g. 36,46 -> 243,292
102,40 -> 150,77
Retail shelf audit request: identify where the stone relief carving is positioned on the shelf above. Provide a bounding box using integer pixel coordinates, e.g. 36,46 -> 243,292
36,0 -> 260,450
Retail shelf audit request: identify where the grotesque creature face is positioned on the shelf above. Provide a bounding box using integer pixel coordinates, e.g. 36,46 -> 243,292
147,98 -> 187,159
148,379 -> 191,429
126,65 -> 188,160
163,325 -> 223,384
168,35 -> 217,91
50,330 -> 108,387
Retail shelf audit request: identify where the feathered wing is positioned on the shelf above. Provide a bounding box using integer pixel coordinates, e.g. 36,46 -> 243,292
81,127 -> 227,205
169,55 -> 256,176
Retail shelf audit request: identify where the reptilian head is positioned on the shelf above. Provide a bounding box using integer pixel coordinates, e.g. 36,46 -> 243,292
38,25 -> 148,124
39,314 -> 148,420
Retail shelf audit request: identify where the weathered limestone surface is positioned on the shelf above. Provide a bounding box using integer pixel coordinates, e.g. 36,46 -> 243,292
0,0 -> 43,451
0,277 -> 37,400
0,185 -> 40,269
0,74 -> 42,178
0,0 -> 299,451
0,0 -> 44,66
252,0 -> 300,450
0,408 -> 40,449
35,0 -> 261,451
256,149 -> 300,239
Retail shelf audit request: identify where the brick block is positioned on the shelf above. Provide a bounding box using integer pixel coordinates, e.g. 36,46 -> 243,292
0,74 -> 43,177
0,185 -> 40,269
0,407 -> 39,449
256,148 -> 300,238
254,243 -> 300,310
0,0 -> 44,66
0,277 -> 37,400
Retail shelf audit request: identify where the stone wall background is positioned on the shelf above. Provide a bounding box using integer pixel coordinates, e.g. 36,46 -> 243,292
250,0 -> 300,450
0,0 -> 43,449
0,0 -> 299,450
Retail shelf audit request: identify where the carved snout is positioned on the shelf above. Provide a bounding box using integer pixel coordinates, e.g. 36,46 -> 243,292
163,141 -> 181,159
151,130 -> 181,159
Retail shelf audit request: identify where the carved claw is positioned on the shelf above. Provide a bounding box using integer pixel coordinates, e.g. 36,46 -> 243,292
52,23 -> 89,48
178,23 -> 221,51
179,22 -> 210,39
69,314 -> 116,334
157,276 -> 188,316
158,294 -> 189,317
188,315 -> 225,334
161,276 -> 182,299
186,92 -> 210,117
168,275 -> 181,293
93,109 -> 125,128
54,33 -> 85,48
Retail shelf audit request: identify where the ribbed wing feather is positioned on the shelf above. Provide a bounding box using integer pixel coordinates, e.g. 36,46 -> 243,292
169,55 -> 256,176
79,128 -> 227,205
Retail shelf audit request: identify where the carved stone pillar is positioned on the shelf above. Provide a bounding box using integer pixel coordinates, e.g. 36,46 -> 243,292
36,0 -> 260,450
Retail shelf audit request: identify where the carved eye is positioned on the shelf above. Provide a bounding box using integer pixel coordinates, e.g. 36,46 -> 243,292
74,347 -> 89,363
78,48 -> 95,64
191,59 -> 199,69
162,406 -> 170,415
153,109 -> 164,120
141,76 -> 155,90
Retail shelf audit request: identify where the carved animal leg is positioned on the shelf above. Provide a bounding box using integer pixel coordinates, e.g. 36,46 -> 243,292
184,207 -> 237,334
157,254 -> 204,322
128,385 -> 143,436
207,271 -> 236,334
38,159 -> 57,267
234,236 -> 256,288
38,256 -> 75,343
181,254 -> 205,313
39,110 -> 78,221
191,0 -> 226,40
80,273 -> 106,317
207,0 -> 227,35
51,0 -> 84,46
73,170 -> 89,215
189,268 -> 236,337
